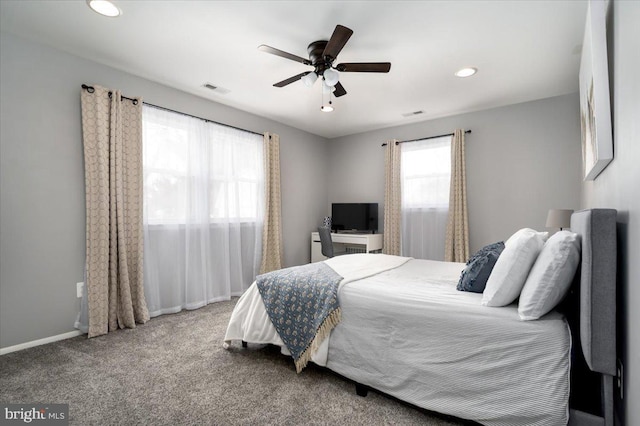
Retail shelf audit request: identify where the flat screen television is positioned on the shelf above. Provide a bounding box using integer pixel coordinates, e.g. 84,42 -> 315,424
331,203 -> 378,233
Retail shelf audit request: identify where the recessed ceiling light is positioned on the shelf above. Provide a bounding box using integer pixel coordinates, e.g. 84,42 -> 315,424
87,0 -> 122,17
454,67 -> 477,78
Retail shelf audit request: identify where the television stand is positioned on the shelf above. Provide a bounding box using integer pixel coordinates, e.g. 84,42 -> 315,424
310,232 -> 383,263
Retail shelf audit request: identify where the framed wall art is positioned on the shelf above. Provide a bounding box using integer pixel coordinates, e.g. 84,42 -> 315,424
579,0 -> 613,181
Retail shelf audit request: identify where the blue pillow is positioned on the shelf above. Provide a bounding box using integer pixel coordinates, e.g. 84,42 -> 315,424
457,241 -> 505,293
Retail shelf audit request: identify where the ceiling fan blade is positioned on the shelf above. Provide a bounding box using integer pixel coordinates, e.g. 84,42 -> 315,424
273,72 -> 312,87
258,45 -> 311,65
322,25 -> 353,60
333,82 -> 347,97
336,62 -> 391,73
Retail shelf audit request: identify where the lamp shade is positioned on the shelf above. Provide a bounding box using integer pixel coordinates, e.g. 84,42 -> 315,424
323,68 -> 339,87
322,80 -> 336,94
546,209 -> 574,229
301,72 -> 318,87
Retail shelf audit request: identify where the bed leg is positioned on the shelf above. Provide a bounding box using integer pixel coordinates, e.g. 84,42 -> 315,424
242,340 -> 247,348
355,383 -> 368,397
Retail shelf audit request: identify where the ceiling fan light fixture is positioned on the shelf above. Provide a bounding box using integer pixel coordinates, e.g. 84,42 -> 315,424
320,103 -> 334,113
86,0 -> 121,17
322,80 -> 336,94
301,72 -> 318,87
323,68 -> 339,87
454,67 -> 477,78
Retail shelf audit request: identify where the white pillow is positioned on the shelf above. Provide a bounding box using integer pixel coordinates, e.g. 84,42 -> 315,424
481,228 -> 548,307
518,231 -> 581,320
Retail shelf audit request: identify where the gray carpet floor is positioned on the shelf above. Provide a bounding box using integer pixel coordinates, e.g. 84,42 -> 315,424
0,299 -> 471,425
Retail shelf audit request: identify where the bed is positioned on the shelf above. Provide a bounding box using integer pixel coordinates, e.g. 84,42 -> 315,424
224,209 -> 617,426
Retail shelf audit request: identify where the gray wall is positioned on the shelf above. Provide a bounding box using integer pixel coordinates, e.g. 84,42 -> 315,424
327,93 -> 582,254
582,1 -> 639,424
0,33 -> 328,348
3,13 -> 637,424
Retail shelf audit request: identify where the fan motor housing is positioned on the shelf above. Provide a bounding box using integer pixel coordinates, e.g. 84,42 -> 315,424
307,40 -> 331,70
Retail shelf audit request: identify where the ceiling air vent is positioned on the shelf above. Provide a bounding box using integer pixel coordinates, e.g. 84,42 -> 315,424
401,110 -> 424,118
203,83 -> 230,95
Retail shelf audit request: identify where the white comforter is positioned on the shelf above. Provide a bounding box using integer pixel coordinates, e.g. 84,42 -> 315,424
224,254 -> 571,426
223,254 -> 411,364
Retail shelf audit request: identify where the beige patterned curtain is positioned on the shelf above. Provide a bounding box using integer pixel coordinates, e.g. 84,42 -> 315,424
445,129 -> 470,262
260,132 -> 283,273
81,85 -> 149,338
383,139 -> 402,255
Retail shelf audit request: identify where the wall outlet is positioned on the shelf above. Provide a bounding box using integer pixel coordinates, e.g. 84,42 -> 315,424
76,282 -> 84,298
617,358 -> 624,399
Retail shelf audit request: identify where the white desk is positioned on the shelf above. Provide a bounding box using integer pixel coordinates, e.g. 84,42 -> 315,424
311,232 -> 383,263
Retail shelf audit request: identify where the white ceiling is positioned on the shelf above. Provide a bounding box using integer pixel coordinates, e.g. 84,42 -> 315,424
0,1 -> 587,139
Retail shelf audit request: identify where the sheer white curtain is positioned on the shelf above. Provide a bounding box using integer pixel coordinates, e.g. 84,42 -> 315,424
401,135 -> 452,260
142,106 -> 264,317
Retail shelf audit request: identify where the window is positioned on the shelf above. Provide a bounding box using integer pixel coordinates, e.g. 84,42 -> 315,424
142,107 -> 263,224
401,135 -> 451,260
401,136 -> 451,208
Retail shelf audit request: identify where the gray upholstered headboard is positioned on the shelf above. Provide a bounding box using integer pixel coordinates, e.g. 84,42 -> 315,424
571,208 -> 617,375
569,208 -> 617,426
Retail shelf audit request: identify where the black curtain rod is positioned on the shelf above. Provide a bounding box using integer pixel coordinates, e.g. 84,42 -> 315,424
82,84 -> 140,105
381,129 -> 472,146
81,84 -> 265,137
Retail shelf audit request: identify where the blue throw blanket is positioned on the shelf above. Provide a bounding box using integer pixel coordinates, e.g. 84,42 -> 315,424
256,262 -> 343,372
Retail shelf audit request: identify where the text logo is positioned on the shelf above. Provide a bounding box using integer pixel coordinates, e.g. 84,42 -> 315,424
1,404 -> 68,425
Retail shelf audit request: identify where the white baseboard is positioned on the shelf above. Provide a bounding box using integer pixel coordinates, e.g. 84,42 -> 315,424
0,330 -> 85,355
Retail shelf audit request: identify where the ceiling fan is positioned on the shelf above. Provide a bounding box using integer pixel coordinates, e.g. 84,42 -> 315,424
258,25 -> 391,99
